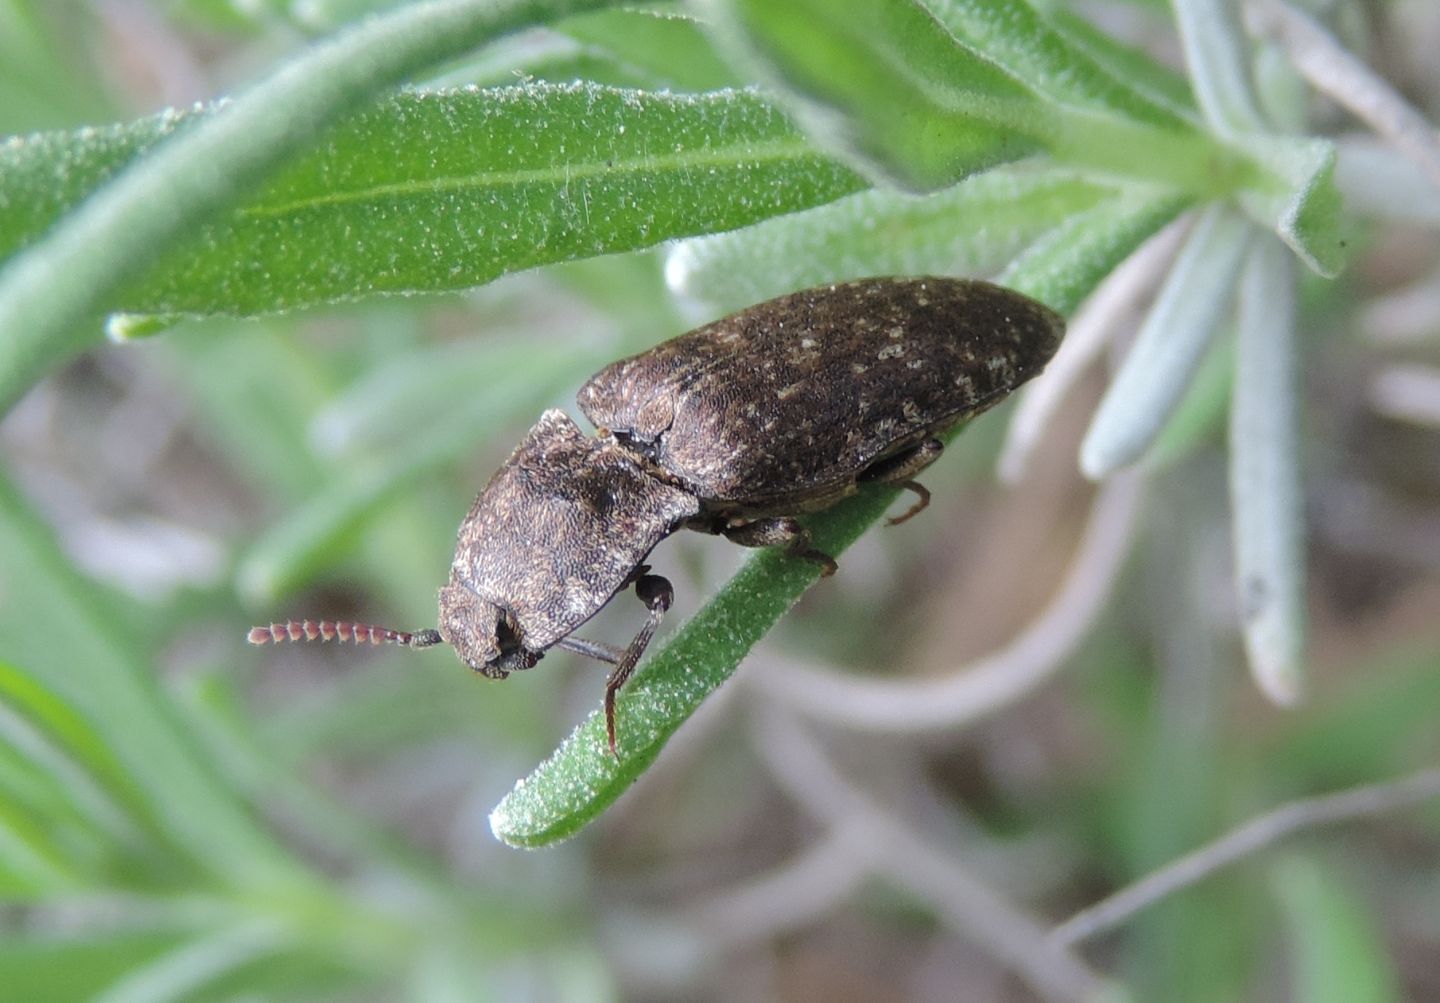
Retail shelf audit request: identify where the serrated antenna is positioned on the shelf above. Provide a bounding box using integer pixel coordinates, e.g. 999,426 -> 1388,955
247,619 -> 443,649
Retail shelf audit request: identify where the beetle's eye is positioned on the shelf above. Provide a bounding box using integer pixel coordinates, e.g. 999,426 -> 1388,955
495,613 -> 523,655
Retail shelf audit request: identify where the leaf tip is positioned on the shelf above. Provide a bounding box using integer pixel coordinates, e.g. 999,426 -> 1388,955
105,312 -> 174,342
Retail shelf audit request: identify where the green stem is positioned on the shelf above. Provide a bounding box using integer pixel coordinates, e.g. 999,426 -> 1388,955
0,0 -> 623,414
1040,105 -> 1260,196
930,91 -> 1263,199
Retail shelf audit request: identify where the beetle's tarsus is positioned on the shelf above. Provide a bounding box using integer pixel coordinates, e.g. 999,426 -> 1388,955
885,480 -> 932,525
790,540 -> 839,576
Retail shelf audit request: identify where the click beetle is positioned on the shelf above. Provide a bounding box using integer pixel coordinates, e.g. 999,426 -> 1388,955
250,277 -> 1064,752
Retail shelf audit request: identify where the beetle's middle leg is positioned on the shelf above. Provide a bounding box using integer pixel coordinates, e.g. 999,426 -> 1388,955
721,517 -> 839,577
859,438 -> 943,525
603,573 -> 673,755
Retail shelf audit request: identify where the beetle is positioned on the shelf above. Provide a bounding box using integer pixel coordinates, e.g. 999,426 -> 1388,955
250,277 -> 1065,753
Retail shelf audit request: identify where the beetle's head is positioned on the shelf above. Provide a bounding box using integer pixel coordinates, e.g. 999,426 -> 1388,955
437,581 -> 524,678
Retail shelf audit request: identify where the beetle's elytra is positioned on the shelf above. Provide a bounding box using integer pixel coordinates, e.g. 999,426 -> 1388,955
250,277 -> 1064,753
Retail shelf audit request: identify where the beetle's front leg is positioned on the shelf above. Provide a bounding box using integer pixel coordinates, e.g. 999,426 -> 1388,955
722,517 -> 839,576
859,437 -> 943,525
604,573 -> 673,755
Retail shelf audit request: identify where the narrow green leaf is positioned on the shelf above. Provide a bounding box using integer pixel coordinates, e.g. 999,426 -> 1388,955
1147,330 -> 1234,467
707,0 -> 1228,195
0,662 -> 157,836
927,0 -> 1194,129
0,930 -> 181,1003
0,788 -> 84,894
1,85 -> 864,319
1238,135 -> 1349,278
489,195 -> 1181,846
997,187 -> 1192,314
0,663 -> 161,885
1231,236 -> 1306,705
1170,0 -> 1267,134
1165,0 -> 1350,275
666,165 -> 1115,314
708,0 -> 1046,189
1080,205 -> 1252,477
0,475 -> 310,889
1274,857 -> 1401,1003
92,921 -> 289,1003
1048,8 -> 1199,117
0,0 -> 629,414
559,9 -> 741,91
707,0 -> 1340,278
0,3 -> 110,132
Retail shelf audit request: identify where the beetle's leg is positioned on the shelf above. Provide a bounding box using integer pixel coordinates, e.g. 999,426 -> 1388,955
723,517 -> 838,576
556,635 -> 622,664
604,573 -> 673,755
859,438 -> 943,525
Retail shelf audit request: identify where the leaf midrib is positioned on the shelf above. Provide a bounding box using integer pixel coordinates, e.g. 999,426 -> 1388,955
241,137 -> 836,218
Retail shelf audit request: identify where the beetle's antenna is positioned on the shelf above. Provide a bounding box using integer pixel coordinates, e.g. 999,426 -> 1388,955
247,620 -> 444,649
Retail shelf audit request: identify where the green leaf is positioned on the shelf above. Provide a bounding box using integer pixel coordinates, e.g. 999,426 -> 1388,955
489,193 -> 1182,846
0,931 -> 183,1003
1273,857 -> 1401,1003
706,0 -> 1227,194
997,187 -> 1191,314
0,475 -> 309,890
1238,135 -> 1349,278
1230,237 -> 1306,705
558,9 -> 741,91
708,0 -> 1047,189
925,0 -> 1193,129
667,164 -> 1116,313
0,663 -> 156,835
1079,205 -> 1252,477
89,921 -> 290,1003
1048,8 -> 1199,117
0,3 -> 110,132
0,784 -> 84,894
705,0 -> 1344,278
1170,0 -> 1267,135
1,85 -> 864,320
0,0 -> 635,414
1164,0 -> 1349,275
1146,329 -> 1234,466
0,662 -> 165,891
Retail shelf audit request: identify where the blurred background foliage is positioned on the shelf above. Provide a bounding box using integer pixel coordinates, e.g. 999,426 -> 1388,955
0,0 -> 1438,1000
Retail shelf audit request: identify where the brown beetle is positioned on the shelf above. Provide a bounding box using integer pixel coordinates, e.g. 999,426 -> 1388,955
250,277 -> 1064,752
